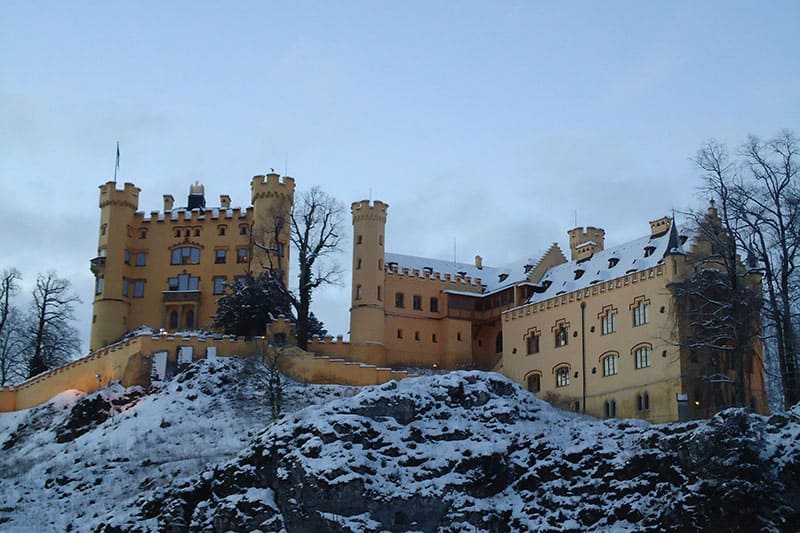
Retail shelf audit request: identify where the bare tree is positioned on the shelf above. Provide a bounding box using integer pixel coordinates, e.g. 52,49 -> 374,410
693,131 -> 800,408
255,187 -> 344,350
0,268 -> 25,385
25,273 -> 81,377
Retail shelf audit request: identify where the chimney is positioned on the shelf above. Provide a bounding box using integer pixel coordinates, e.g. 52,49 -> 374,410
567,226 -> 605,261
649,216 -> 671,237
475,255 -> 483,269
187,181 -> 206,210
220,194 -> 231,209
163,194 -> 174,211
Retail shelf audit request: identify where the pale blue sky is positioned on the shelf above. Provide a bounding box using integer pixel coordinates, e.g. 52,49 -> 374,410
2,1 -> 798,351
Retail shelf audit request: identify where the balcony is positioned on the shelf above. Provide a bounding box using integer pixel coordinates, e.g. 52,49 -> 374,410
162,290 -> 201,303
89,256 -> 106,275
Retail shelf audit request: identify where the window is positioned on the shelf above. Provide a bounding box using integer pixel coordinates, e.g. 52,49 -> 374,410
275,243 -> 284,257
169,311 -> 178,329
555,326 -> 569,347
357,235 -> 363,245
414,331 -> 420,341
356,285 -> 363,300
168,274 -> 200,291
556,366 -> 570,387
430,297 -> 439,313
237,248 -> 249,264
495,332 -> 503,353
95,277 -> 104,295
604,399 -> 617,418
213,277 -> 226,295
139,229 -> 147,239
527,335 -> 540,355
124,249 -> 131,265
397,329 -> 403,339
356,258 -> 362,270
602,353 -> 618,376
379,234 -> 383,245
100,224 -> 107,236
122,277 -> 129,296
457,331 -> 462,341
133,280 -> 145,298
377,286 -> 382,301
171,247 -> 200,265
526,373 -> 541,393
218,226 -> 226,236
413,295 -> 422,310
135,252 -> 147,266
395,292 -> 404,308
632,299 -> 649,327
215,249 -> 227,264
194,228 -> 200,237
175,229 -> 181,238
185,309 -> 195,329
239,225 -> 248,235
601,309 -> 616,335
432,333 -> 438,343
635,346 -> 652,369
637,392 -> 650,411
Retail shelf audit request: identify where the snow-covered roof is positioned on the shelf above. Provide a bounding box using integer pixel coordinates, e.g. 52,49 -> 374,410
384,249 -> 549,295
525,220 -> 688,305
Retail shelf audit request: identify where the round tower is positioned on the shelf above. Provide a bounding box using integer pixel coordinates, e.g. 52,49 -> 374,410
349,200 -> 388,365
90,181 -> 140,351
251,173 -> 295,285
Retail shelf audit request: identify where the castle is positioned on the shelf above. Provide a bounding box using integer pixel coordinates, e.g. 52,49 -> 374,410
89,174 -> 294,350
341,199 -> 768,422
1,174 -> 768,422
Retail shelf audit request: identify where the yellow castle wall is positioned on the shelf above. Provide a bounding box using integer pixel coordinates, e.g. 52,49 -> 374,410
501,260 -> 683,423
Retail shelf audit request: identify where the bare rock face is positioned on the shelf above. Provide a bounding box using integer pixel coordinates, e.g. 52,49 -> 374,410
134,372 -> 800,532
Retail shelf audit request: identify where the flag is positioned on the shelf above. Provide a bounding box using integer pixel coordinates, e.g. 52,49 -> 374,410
114,142 -> 120,181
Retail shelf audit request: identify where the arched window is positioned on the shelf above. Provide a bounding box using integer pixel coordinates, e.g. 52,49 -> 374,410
495,332 -> 503,353
555,326 -> 569,347
637,391 -> 650,411
634,344 -> 652,369
169,311 -> 178,329
526,372 -> 541,393
555,366 -> 570,387
604,399 -> 617,418
185,309 -> 195,329
601,352 -> 619,376
355,285 -> 363,300
171,246 -> 200,265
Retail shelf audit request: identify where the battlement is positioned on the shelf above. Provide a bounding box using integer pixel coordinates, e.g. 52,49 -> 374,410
99,181 -> 140,210
251,173 -> 296,202
649,216 -> 672,237
385,263 -> 483,288
137,206 -> 251,223
567,226 -> 605,261
351,199 -> 389,222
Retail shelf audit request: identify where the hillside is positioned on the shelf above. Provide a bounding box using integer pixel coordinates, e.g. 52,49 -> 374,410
1,358 -> 798,532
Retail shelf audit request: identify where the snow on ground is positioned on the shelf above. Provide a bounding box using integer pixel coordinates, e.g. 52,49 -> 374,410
0,357 -> 358,532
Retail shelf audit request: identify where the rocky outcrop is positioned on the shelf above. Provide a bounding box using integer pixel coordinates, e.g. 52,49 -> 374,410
134,372 -> 800,532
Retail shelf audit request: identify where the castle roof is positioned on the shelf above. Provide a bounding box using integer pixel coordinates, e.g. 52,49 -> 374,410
524,219 -> 689,305
384,248 -> 552,294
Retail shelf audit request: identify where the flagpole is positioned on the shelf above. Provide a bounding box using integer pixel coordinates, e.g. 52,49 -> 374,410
113,142 -> 120,182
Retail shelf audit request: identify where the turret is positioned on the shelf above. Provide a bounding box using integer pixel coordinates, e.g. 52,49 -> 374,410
349,200 -> 388,363
90,181 -> 140,350
567,226 -> 605,261
250,173 -> 295,286
187,181 -> 206,210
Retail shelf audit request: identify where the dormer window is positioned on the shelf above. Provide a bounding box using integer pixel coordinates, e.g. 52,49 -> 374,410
423,267 -> 433,276
644,245 -> 656,258
524,264 -> 533,273
608,257 -> 619,268
498,273 -> 509,283
574,269 -> 585,280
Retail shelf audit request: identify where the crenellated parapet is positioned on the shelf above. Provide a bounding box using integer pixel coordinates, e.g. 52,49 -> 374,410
385,263 -> 484,290
99,181 -> 140,210
351,199 -> 388,223
251,173 -> 296,203
137,206 -> 251,223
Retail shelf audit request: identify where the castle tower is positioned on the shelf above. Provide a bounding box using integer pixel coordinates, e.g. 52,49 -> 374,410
90,181 -> 140,350
567,226 -> 605,261
349,200 -> 388,364
250,173 -> 295,286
